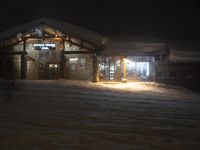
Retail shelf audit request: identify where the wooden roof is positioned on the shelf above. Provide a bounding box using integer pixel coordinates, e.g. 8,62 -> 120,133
0,18 -> 107,49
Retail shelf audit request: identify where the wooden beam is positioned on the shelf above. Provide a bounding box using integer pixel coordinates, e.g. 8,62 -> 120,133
60,40 -> 65,78
23,36 -> 58,40
21,40 -> 27,80
63,51 -> 95,54
0,51 -> 25,55
23,36 -> 96,51
0,39 -> 24,49
64,39 -> 94,51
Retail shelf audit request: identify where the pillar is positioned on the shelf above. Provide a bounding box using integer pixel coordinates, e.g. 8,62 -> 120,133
60,52 -> 65,78
120,56 -> 127,83
93,54 -> 99,83
60,39 -> 65,78
21,40 -> 27,79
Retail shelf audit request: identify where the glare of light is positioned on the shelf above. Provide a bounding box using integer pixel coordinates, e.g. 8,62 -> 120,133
69,58 -> 78,62
121,78 -> 127,83
45,44 -> 56,47
49,64 -> 53,68
55,64 -> 58,68
129,61 -> 135,68
124,58 -> 131,63
116,60 -> 120,65
100,82 -> 157,92
54,37 -> 62,41
116,58 -> 131,65
146,62 -> 149,76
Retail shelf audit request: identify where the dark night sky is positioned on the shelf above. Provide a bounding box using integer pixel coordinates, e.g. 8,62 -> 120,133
0,0 -> 200,40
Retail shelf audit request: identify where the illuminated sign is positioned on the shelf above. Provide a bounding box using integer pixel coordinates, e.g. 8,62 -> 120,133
33,44 -> 56,50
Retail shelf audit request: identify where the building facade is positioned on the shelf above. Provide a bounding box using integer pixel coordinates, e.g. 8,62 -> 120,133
0,19 -> 200,90
0,19 -> 105,82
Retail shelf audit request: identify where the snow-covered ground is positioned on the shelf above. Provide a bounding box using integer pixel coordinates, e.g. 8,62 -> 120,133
0,80 -> 200,150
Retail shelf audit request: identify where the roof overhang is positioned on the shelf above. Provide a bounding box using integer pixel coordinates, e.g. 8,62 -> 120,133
0,18 -> 107,49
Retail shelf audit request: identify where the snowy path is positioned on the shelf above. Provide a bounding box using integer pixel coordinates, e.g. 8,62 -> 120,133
0,80 -> 200,150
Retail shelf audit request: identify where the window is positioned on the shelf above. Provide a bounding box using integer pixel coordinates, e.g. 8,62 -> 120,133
70,64 -> 77,70
155,56 -> 160,61
69,58 -> 78,71
170,71 -> 176,78
156,72 -> 162,77
77,58 -> 86,70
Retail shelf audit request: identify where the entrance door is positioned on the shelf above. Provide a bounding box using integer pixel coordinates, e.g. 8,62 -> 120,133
47,63 -> 59,79
101,62 -> 115,80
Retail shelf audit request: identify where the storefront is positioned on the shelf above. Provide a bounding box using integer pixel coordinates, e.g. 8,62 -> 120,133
1,18 -> 199,87
99,56 -> 155,81
0,19 -> 105,82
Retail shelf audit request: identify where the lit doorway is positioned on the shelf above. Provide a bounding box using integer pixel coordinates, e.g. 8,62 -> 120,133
46,63 -> 59,79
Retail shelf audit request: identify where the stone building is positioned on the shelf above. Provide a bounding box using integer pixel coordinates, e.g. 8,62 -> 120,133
0,19 -> 200,90
0,19 -> 106,82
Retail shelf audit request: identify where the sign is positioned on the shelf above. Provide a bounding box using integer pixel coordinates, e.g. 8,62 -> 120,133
33,44 -> 56,50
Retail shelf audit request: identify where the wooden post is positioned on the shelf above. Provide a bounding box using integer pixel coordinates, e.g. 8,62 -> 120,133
123,58 -> 126,79
154,56 -> 157,82
60,40 -> 65,78
21,40 -> 27,79
93,54 -> 99,83
120,56 -> 127,83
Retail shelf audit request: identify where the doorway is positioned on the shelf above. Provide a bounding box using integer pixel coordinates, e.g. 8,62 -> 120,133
100,61 -> 115,80
46,63 -> 59,79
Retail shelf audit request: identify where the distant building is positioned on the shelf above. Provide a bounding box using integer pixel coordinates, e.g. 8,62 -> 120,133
0,19 -> 200,90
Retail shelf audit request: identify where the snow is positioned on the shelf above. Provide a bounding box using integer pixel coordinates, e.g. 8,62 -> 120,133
169,49 -> 200,62
0,80 -> 200,149
103,41 -> 166,56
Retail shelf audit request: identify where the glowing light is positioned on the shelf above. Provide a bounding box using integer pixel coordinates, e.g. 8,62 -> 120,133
33,44 -> 55,47
33,43 -> 56,51
55,64 -> 58,68
49,64 -> 53,68
69,58 -> 78,62
54,37 -> 62,41
124,58 -> 131,63
100,82 -> 159,92
146,62 -> 149,76
121,78 -> 127,83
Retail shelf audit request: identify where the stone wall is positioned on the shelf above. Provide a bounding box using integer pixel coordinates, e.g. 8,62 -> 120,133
25,39 -> 63,79
0,39 -> 94,81
0,55 -> 21,79
155,55 -> 200,90
64,54 -> 94,81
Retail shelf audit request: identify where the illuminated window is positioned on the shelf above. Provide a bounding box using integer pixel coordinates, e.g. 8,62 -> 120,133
78,58 -> 86,70
69,58 -> 78,63
49,64 -> 53,68
69,58 -> 78,71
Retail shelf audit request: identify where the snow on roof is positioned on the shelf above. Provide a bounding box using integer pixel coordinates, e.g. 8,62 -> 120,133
0,18 -> 107,48
169,49 -> 200,63
168,40 -> 200,62
106,35 -> 165,43
168,40 -> 200,52
1,20 -> 200,62
102,36 -> 167,56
